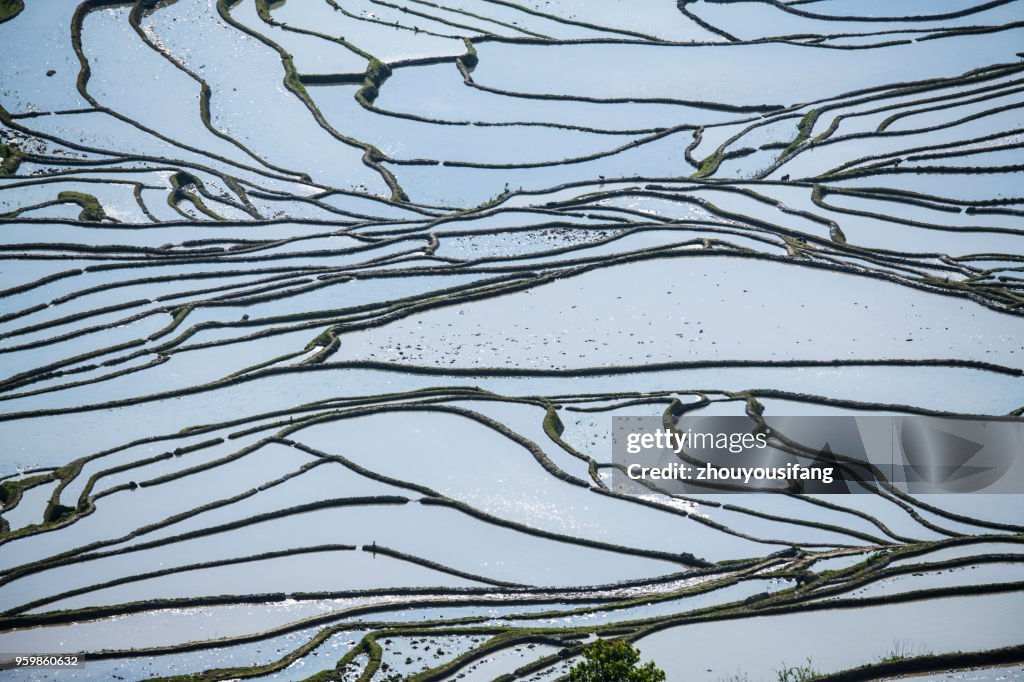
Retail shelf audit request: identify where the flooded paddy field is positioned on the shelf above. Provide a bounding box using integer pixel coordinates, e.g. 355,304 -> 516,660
0,0 -> 1022,680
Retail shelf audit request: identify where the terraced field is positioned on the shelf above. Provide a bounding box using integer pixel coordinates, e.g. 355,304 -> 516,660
1,0 -> 1023,680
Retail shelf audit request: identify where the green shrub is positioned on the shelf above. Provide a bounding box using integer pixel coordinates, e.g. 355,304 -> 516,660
569,639 -> 666,682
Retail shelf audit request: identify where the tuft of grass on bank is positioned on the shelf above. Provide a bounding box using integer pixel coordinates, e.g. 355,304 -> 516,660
776,659 -> 818,682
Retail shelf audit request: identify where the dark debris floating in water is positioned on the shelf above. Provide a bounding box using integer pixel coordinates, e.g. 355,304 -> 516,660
0,0 -> 1023,680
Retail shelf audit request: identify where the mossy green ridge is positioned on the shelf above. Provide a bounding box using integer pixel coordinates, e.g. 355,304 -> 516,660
56,191 -> 107,221
0,0 -> 23,22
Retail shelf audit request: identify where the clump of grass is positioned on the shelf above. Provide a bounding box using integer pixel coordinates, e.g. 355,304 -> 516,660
0,473 -> 75,540
44,503 -> 75,524
169,170 -> 200,190
57,191 -> 106,221
285,64 -> 308,97
877,640 -> 929,664
459,37 -> 479,69
780,108 -> 820,159
0,140 -> 23,176
776,658 -> 817,682
357,58 -> 392,105
254,0 -> 273,20
475,188 -> 510,210
305,329 -> 335,350
693,150 -> 723,178
0,0 -> 24,22
1,474 -> 52,501
166,174 -> 225,220
719,673 -> 750,682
